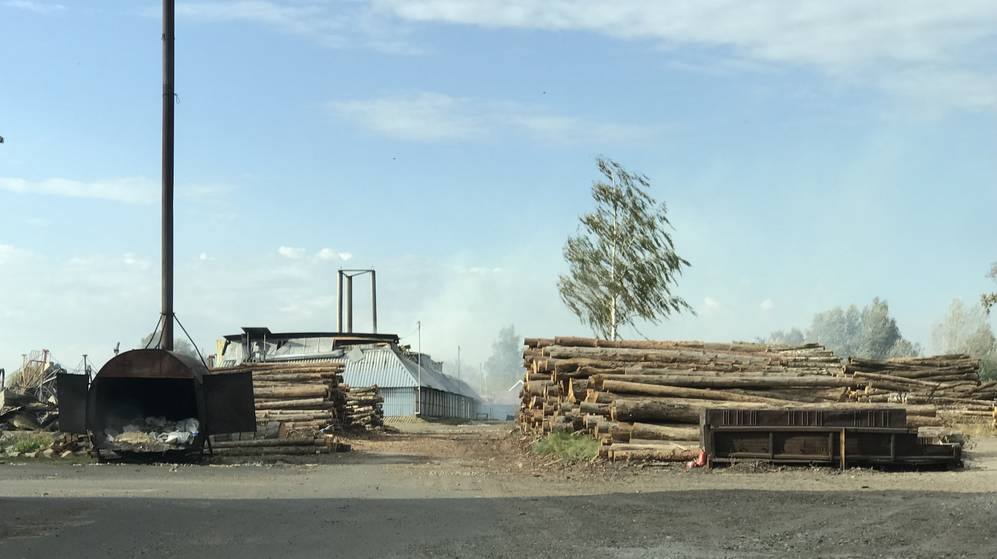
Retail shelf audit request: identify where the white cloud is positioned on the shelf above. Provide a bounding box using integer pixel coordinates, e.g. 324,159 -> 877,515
198,252 -> 210,261
0,176 -> 233,204
374,1 -> 997,112
0,243 -> 27,265
122,253 -> 151,271
315,248 -> 353,261
0,177 -> 155,204
454,265 -> 504,275
703,296 -> 721,311
880,69 -> 997,113
3,0 -> 66,14
329,92 -> 483,141
760,298 -> 774,312
375,1 -> 996,70
329,92 -> 650,143
175,1 -> 331,35
173,0 -> 421,53
277,246 -> 306,259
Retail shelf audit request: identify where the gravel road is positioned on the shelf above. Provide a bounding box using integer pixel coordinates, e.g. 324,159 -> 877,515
1,424 -> 995,558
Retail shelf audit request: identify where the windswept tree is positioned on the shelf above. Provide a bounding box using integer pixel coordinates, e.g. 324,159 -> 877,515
983,262 -> 997,314
933,298 -> 997,379
558,157 -> 691,340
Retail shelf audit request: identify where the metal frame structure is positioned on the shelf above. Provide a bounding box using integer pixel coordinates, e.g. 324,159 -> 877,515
700,408 -> 961,469
337,269 -> 377,333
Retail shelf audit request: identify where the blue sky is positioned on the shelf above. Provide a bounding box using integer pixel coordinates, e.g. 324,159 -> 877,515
1,0 -> 995,374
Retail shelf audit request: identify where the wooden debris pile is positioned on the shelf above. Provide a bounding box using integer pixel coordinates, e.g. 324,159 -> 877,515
342,385 -> 385,431
518,336 -> 955,462
0,389 -> 59,432
844,355 -> 996,427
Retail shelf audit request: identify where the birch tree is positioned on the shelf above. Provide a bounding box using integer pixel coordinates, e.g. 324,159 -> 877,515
558,157 -> 691,340
983,262 -> 997,314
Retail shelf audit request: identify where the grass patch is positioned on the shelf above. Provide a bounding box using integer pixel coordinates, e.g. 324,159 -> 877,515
532,431 -> 599,461
2,433 -> 53,455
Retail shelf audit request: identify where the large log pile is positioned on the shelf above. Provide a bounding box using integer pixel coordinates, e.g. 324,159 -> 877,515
342,385 -> 385,431
209,361 -> 365,456
518,337 -> 969,462
844,355 -> 996,427
245,362 -> 347,439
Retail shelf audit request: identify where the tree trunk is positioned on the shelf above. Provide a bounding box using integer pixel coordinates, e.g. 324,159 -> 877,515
595,374 -> 856,389
630,422 -> 700,441
601,379 -> 798,404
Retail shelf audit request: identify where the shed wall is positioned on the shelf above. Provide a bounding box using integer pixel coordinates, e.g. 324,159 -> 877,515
381,387 -> 417,417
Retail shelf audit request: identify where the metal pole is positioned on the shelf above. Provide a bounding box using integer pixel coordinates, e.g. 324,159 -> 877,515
161,0 -> 175,351
457,345 -> 461,381
417,321 -> 422,416
336,270 -> 343,332
370,270 -> 377,333
345,275 -> 353,333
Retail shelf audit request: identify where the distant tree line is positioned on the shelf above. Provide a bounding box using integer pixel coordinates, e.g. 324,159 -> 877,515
765,296 -> 996,379
764,298 -> 919,360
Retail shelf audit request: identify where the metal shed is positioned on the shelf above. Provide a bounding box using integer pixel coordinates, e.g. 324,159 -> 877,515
215,329 -> 480,419
342,344 -> 480,419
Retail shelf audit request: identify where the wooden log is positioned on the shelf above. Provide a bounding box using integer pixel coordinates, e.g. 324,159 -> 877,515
255,412 -> 335,421
579,402 -> 610,416
255,398 -> 334,410
851,372 -> 943,388
905,415 -> 943,427
211,438 -> 324,448
611,399 -> 701,423
594,374 -> 856,389
211,446 -> 332,456
253,385 -> 329,399
601,380 -> 798,405
609,443 -> 699,462
630,422 -> 700,442
249,372 -> 337,382
608,422 -> 632,442
584,390 -> 614,404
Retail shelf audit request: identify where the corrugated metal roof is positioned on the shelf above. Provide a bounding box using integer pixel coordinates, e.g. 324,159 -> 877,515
230,335 -> 479,400
341,344 -> 479,400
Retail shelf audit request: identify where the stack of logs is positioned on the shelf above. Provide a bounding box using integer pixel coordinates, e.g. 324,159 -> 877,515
342,385 -> 385,431
844,355 -> 996,427
518,337 -> 973,462
209,361 -> 351,457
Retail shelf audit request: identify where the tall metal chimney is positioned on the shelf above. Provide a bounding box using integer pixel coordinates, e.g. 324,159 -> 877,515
161,0 -> 175,350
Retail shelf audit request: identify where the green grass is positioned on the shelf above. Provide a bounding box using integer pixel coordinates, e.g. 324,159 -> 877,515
531,431 -> 599,461
3,433 -> 53,455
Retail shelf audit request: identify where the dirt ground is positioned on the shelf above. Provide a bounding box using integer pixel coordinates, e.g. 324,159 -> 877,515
1,421 -> 996,558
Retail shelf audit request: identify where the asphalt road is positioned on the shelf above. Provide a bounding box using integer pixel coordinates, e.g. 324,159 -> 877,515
2,490 -> 996,558
2,427 -> 995,558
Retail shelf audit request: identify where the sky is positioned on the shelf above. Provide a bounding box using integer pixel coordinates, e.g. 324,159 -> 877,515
1,0 -> 996,376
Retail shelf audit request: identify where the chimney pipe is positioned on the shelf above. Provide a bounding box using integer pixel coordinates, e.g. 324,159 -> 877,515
161,0 -> 175,351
